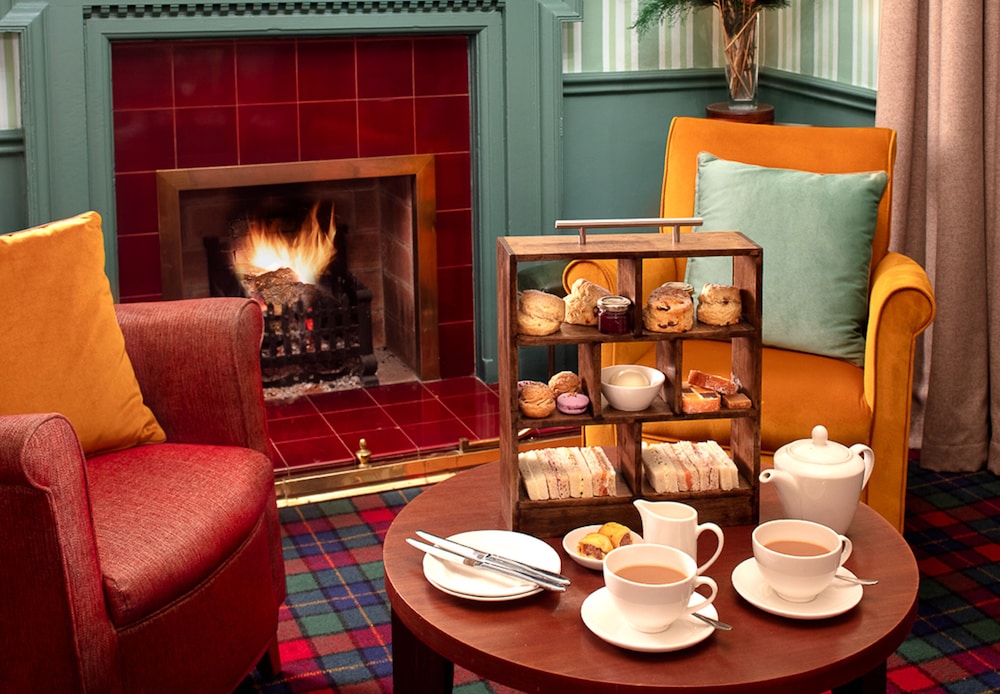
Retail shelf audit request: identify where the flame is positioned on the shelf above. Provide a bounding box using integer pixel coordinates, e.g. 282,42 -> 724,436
237,202 -> 336,285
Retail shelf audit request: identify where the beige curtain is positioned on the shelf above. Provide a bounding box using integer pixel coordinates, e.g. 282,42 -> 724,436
875,1 -> 1000,473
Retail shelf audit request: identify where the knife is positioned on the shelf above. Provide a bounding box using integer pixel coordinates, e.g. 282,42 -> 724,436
416,530 -> 571,587
407,538 -> 567,592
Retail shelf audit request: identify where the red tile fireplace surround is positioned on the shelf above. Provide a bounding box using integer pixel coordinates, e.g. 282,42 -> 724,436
111,35 -> 473,379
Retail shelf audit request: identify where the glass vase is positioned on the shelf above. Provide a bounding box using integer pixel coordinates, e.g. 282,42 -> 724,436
723,14 -> 759,109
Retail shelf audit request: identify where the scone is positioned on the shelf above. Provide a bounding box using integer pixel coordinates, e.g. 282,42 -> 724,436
563,278 -> 611,326
643,282 -> 694,332
548,370 -> 582,397
517,289 -> 565,336
518,381 -> 556,418
697,283 -> 742,326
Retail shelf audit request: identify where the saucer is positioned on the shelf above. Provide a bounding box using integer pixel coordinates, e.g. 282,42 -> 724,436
580,588 -> 716,652
421,529 -> 561,602
563,525 -> 643,571
731,558 -> 864,620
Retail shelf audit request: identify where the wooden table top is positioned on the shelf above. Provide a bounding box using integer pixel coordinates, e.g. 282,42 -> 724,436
384,461 -> 918,693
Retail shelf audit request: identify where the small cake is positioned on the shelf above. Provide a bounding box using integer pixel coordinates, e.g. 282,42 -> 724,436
548,370 -> 582,396
681,385 -> 721,413
518,381 -> 556,418
556,391 -> 590,415
643,282 -> 694,333
723,392 -> 752,409
697,283 -> 742,326
563,278 -> 611,326
687,369 -> 740,395
577,532 -> 614,559
517,289 -> 565,336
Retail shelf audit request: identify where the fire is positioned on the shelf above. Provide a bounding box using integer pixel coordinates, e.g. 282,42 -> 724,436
236,202 -> 336,285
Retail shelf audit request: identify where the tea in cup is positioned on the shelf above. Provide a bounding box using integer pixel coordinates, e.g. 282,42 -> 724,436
752,518 -> 853,603
634,499 -> 724,574
603,543 -> 718,633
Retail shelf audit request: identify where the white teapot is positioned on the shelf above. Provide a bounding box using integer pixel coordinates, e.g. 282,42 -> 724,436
759,425 -> 874,534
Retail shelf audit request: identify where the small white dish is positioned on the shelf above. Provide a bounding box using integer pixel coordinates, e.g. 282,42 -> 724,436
562,525 -> 643,571
731,557 -> 864,620
601,364 -> 666,411
580,588 -> 717,652
421,529 -> 561,601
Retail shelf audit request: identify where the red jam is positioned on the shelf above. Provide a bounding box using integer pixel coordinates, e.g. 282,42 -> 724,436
597,296 -> 632,334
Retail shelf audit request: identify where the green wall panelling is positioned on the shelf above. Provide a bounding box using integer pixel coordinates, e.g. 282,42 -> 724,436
559,68 -> 876,226
0,128 -> 26,233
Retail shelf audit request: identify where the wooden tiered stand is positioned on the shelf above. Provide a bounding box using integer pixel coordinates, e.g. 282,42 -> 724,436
497,224 -> 763,537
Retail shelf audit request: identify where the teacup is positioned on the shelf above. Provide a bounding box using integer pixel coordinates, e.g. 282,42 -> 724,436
634,499 -> 724,574
603,543 -> 718,633
752,518 -> 853,603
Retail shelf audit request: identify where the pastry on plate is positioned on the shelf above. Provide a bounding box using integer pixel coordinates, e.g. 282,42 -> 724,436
577,532 -> 614,559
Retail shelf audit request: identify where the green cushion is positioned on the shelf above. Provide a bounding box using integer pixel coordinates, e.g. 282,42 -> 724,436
685,152 -> 888,366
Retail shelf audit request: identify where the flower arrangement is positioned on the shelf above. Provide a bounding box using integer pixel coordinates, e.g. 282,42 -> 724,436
633,0 -> 790,105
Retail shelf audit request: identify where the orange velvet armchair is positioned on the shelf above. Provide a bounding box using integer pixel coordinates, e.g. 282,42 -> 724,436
563,116 -> 935,531
0,298 -> 286,692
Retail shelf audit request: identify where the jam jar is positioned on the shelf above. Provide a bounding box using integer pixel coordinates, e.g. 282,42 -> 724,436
597,295 -> 632,335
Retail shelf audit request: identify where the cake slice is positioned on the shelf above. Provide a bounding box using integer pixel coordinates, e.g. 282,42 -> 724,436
681,384 -> 722,413
687,369 -> 740,395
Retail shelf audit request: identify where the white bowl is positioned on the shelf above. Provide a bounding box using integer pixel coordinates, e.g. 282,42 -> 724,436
562,524 -> 644,571
601,364 -> 665,412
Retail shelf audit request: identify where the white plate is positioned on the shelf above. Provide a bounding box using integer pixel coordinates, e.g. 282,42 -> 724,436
580,587 -> 717,653
421,529 -> 562,601
731,557 -> 864,620
562,525 -> 643,570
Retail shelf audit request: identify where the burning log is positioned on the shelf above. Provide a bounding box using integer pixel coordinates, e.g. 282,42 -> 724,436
240,266 -> 332,312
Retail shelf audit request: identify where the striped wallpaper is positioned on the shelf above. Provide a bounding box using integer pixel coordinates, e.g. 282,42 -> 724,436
1,34 -> 18,130
563,0 -> 882,89
0,1 -> 879,129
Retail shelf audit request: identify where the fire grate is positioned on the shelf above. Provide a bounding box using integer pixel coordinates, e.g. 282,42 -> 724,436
258,273 -> 377,388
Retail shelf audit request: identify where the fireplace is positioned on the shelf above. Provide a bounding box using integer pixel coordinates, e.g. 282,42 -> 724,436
156,155 -> 440,381
113,36 -> 464,381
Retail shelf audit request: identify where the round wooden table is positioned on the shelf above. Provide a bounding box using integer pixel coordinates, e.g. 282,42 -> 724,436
384,462 -> 918,693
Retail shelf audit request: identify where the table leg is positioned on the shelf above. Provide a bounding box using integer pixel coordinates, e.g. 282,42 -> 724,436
832,660 -> 887,694
391,609 -> 453,693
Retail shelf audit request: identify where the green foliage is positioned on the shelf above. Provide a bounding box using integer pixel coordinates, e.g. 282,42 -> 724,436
632,0 -> 790,37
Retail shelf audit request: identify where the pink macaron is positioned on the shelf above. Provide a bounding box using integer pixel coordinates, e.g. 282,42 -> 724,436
556,392 -> 590,415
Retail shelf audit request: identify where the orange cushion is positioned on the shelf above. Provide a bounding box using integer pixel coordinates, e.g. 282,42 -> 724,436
0,212 -> 165,455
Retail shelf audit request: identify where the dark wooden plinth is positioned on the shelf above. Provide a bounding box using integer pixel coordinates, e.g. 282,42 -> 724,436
706,102 -> 775,124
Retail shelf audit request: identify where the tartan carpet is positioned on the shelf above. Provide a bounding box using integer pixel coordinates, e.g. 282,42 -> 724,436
240,464 -> 1000,693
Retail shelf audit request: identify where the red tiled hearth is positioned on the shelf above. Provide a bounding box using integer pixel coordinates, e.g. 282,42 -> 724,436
267,377 -> 501,473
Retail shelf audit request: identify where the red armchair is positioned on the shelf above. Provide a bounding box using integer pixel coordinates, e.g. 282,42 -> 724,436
0,298 -> 285,693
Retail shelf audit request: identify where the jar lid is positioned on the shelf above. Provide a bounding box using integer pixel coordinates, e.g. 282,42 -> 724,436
598,295 -> 631,313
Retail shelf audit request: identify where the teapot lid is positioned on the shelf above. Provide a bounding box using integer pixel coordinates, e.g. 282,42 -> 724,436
784,425 -> 853,464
